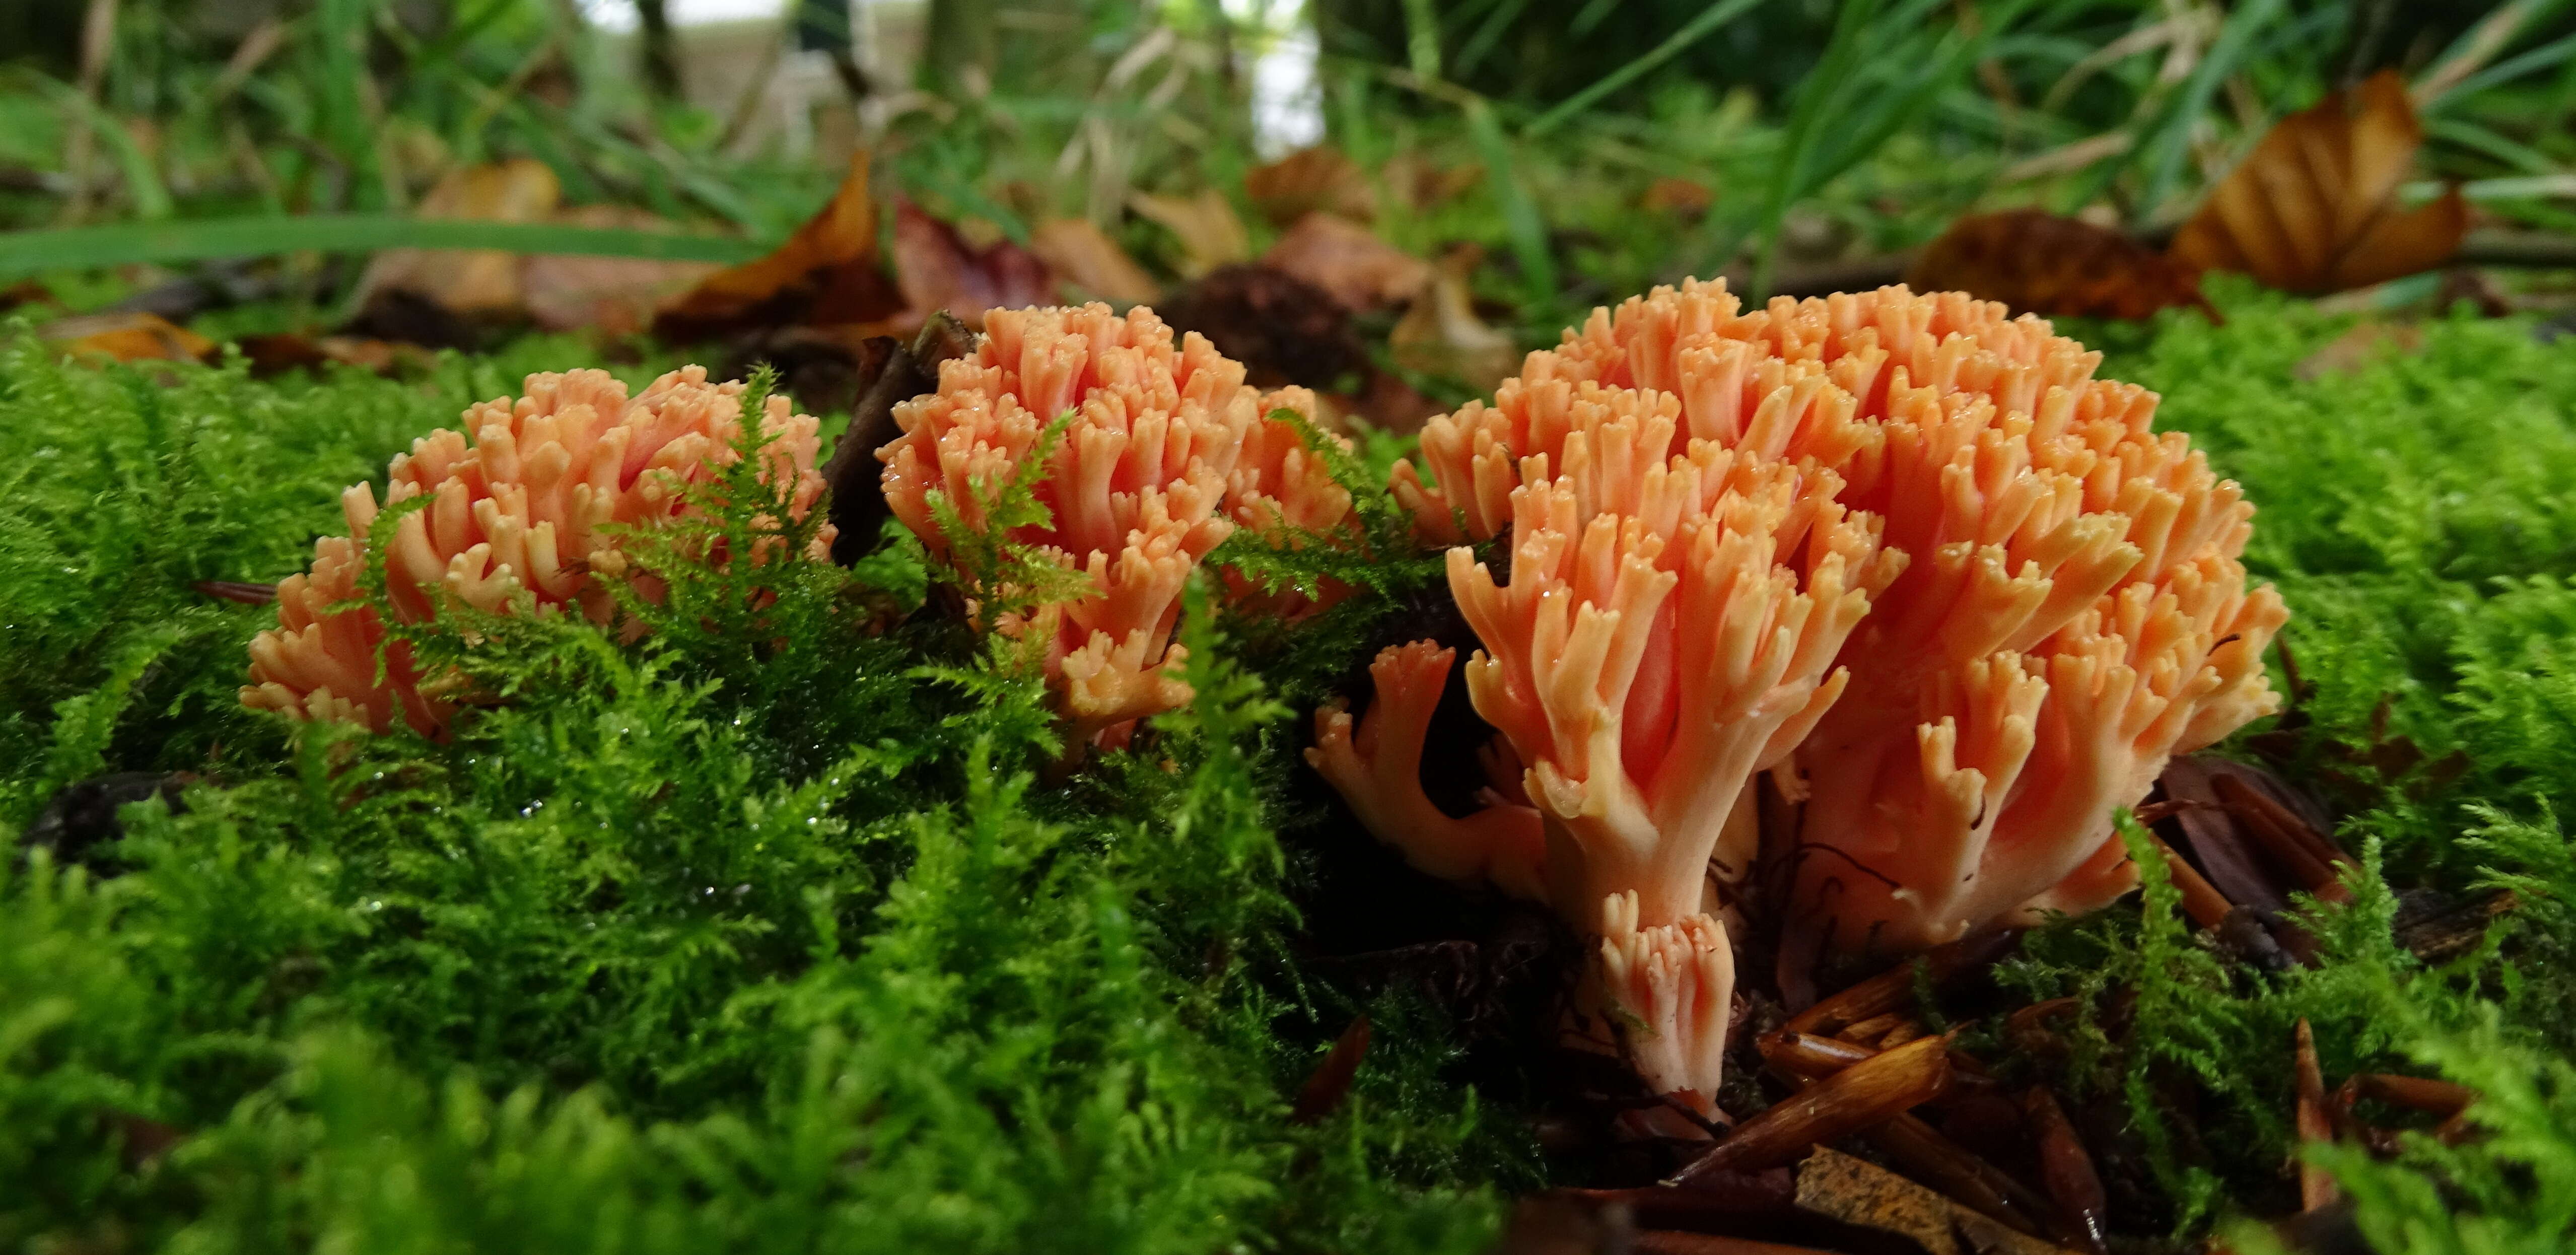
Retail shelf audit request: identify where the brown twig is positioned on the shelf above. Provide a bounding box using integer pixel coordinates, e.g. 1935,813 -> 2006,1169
2150,833 -> 2238,928
2295,1019 -> 2339,1211
2022,1087 -> 2109,1255
1669,1035 -> 1955,1182
1288,1014 -> 1370,1125
1781,930 -> 2021,1038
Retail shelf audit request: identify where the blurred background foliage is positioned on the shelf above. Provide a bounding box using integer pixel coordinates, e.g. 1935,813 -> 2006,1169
6,0 -> 2574,335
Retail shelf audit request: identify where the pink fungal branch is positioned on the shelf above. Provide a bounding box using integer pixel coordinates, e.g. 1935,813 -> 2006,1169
243,367 -> 834,737
876,304 -> 1359,746
1311,279 -> 2285,1117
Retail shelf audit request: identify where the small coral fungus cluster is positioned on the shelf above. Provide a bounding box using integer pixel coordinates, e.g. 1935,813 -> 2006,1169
1315,281 -> 2285,1122
243,366 -> 831,736
874,304 -> 1357,744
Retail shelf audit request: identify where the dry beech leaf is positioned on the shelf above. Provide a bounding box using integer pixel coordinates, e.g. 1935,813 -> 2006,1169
1128,189 -> 1251,278
357,157 -> 562,318
1390,244 -> 1519,392
1643,176 -> 1715,218
1028,218 -> 1162,305
2171,69 -> 2466,294
1261,212 -> 1433,313
1245,145 -> 1376,225
1383,153 -> 1484,213
1909,208 -> 2214,322
44,311 -> 216,363
521,204 -> 720,335
234,331 -> 426,378
653,151 -> 906,345
888,201 -> 1053,331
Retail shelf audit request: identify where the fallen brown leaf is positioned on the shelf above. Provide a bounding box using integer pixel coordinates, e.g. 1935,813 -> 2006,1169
1261,212 -> 1433,314
234,331 -> 426,378
1390,245 -> 1519,393
2170,69 -> 2466,294
1028,218 -> 1162,305
1245,145 -> 1376,225
889,201 -> 1053,330
1909,208 -> 2213,321
1383,153 -> 1484,213
356,158 -> 563,319
521,204 -> 720,335
1644,176 -> 1715,218
1129,188 -> 1251,278
44,311 -> 215,363
1672,1035 -> 1954,1180
1,279 -> 61,315
1159,263 -> 1372,392
652,151 -> 906,345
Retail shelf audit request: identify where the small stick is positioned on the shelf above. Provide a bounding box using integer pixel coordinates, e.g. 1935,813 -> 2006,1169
2341,1073 -> 2474,1119
1289,1015 -> 1371,1125
2151,834 -> 2237,928
1834,1012 -> 1906,1044
1870,1112 -> 2057,1238
1669,1035 -> 1954,1182
2294,1019 -> 2339,1210
1782,930 -> 2020,1037
2212,776 -> 2353,901
1632,1233 -> 1843,1255
1756,1030 -> 1877,1083
2021,1087 -> 2110,1255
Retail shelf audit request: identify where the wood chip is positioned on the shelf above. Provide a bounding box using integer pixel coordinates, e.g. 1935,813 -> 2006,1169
1795,1147 -> 2079,1255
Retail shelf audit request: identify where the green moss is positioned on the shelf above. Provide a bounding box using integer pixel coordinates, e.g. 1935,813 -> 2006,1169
5,285 -> 2576,1248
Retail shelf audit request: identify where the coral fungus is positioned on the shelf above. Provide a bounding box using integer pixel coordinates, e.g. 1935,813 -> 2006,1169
877,304 -> 1355,743
1316,281 -> 2284,1111
242,366 -> 832,736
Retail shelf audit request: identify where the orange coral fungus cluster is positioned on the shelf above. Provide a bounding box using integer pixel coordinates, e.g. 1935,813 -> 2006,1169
876,304 -> 1356,744
242,367 -> 832,736
1317,281 -> 2284,1115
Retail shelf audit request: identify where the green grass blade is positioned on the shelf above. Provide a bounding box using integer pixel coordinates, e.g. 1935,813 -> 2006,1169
1464,98 -> 1556,307
0,216 -> 767,280
1525,0 -> 1765,135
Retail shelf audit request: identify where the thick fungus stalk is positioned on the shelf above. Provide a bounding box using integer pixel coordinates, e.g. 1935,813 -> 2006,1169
243,367 -> 833,736
877,304 -> 1350,743
1315,393 -> 1898,1115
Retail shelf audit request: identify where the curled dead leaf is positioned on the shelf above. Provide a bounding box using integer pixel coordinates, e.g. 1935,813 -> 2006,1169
653,152 -> 906,345
1908,209 -> 2213,322
1128,188 -> 1251,278
1245,145 -> 1376,225
1261,212 -> 1433,313
1390,244 -> 1519,393
2171,70 -> 2466,294
1028,218 -> 1162,305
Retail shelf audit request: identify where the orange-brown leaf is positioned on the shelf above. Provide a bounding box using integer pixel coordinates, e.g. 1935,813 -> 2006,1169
522,205 -> 721,336
1908,209 -> 2212,322
44,311 -> 216,363
652,152 -> 905,344
357,158 -> 563,317
1245,145 -> 1376,226
2170,71 -> 2465,294
1028,218 -> 1162,305
1260,212 -> 1433,313
1128,189 -> 1251,278
889,201 -> 1053,331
